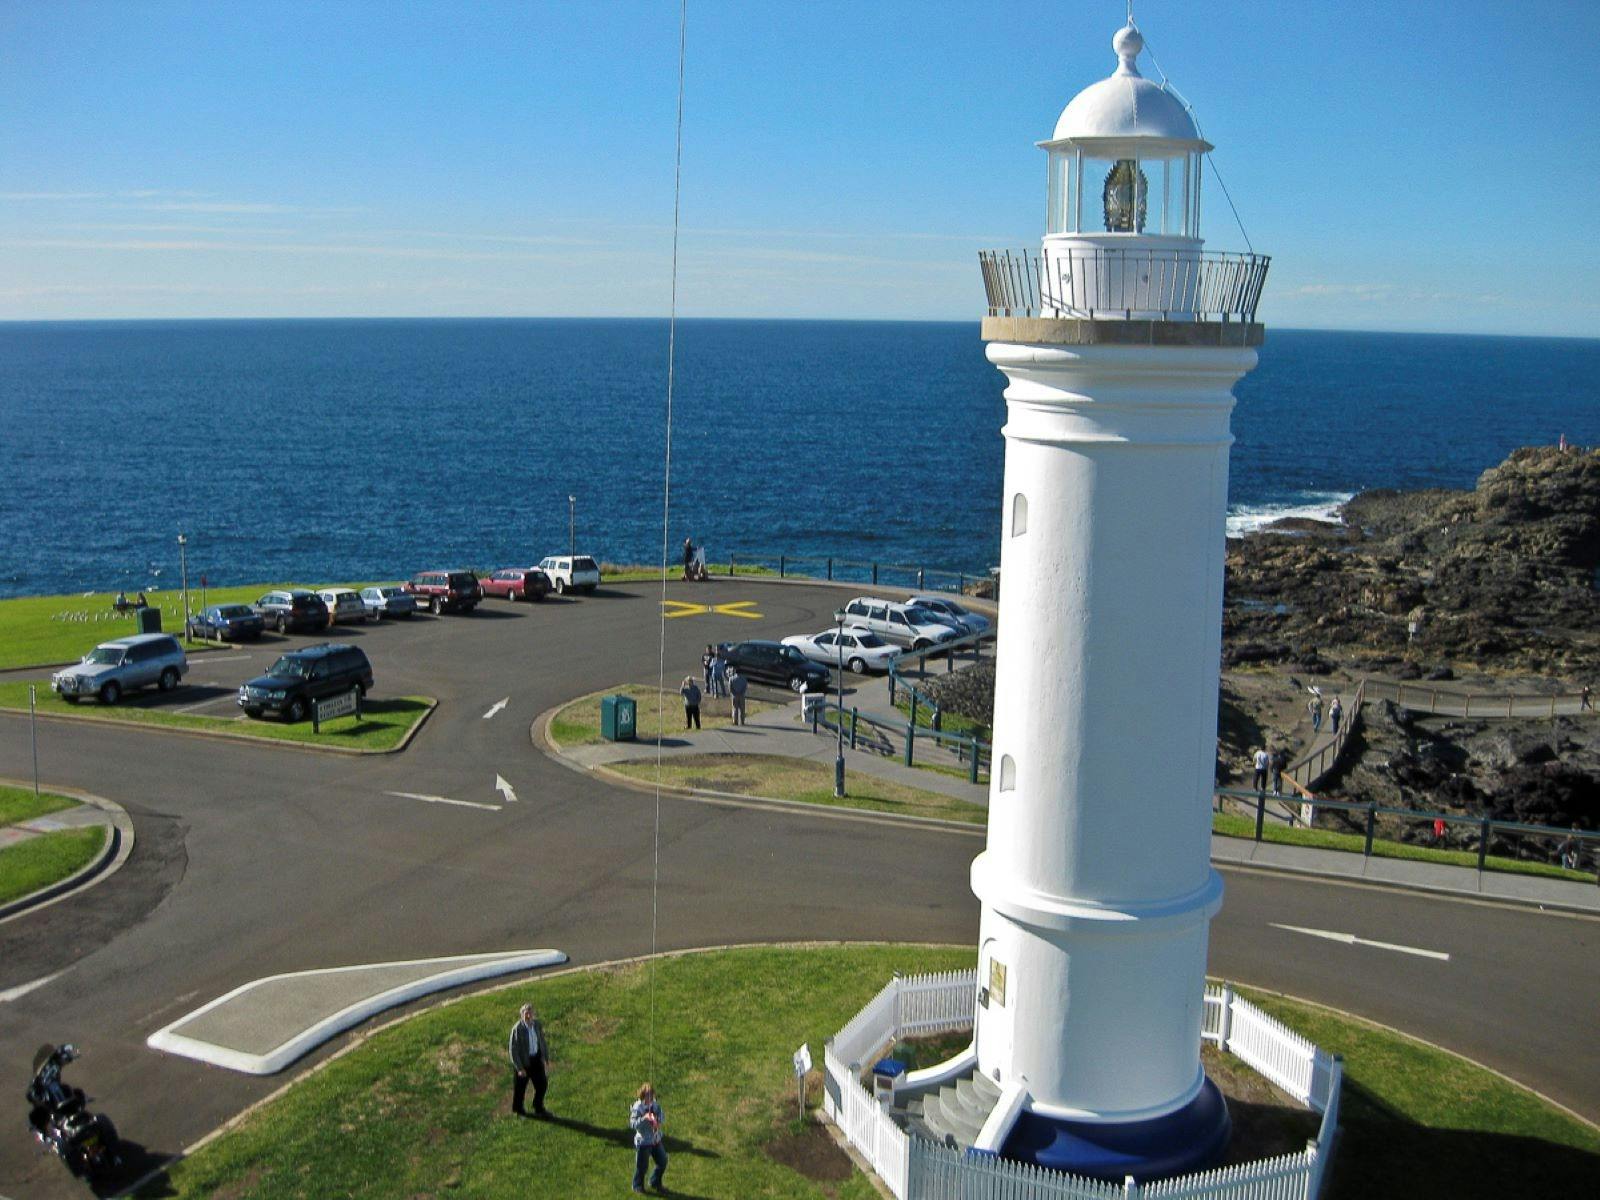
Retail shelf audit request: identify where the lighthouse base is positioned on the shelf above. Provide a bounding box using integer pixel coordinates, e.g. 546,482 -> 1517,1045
1000,1076 -> 1231,1182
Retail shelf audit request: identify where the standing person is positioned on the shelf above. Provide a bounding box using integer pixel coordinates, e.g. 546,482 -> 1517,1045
1308,692 -> 1323,734
683,537 -> 695,578
508,1004 -> 550,1118
1270,748 -> 1284,797
710,649 -> 726,699
1329,695 -> 1343,736
1582,684 -> 1593,712
1560,825 -> 1581,871
1251,747 -> 1270,794
679,676 -> 702,730
701,645 -> 714,694
728,667 -> 748,726
630,1083 -> 668,1193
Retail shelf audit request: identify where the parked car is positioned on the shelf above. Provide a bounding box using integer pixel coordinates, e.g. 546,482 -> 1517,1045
840,597 -> 961,649
537,555 -> 601,595
782,627 -> 901,675
238,643 -> 374,723
404,570 -> 482,615
480,567 -> 551,602
253,589 -> 331,634
51,633 -> 187,705
184,603 -> 265,642
908,594 -> 992,637
359,585 -> 418,621
718,640 -> 831,693
316,587 -> 369,626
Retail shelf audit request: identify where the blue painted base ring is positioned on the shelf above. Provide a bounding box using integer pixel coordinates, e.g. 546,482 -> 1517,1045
999,1076 -> 1231,1181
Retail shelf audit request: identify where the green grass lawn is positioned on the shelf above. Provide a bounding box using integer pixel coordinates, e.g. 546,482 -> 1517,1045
1212,811 -> 1595,884
599,563 -> 781,584
549,683 -> 779,746
0,783 -> 76,827
893,693 -> 991,741
132,946 -> 1598,1200
608,754 -> 986,825
0,582 -> 393,670
0,825 -> 107,905
0,681 -> 433,752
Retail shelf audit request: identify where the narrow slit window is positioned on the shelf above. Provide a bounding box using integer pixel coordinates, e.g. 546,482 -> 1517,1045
999,754 -> 1017,792
1011,493 -> 1028,537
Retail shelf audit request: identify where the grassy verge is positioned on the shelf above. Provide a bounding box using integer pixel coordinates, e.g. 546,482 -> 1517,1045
893,694 -> 991,742
608,754 -> 985,825
0,783 -> 76,827
0,682 -> 432,752
1212,811 -> 1595,884
549,683 -> 779,747
134,946 -> 1598,1200
0,826 -> 107,905
599,563 -> 781,584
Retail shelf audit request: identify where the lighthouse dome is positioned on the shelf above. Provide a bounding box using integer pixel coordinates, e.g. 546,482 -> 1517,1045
1053,24 -> 1204,146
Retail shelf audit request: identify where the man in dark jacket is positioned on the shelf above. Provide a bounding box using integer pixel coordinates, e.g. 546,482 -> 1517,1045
509,1003 -> 550,1117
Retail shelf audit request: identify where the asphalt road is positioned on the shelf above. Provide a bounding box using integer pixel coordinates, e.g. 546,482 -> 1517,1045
1,579 -> 1595,1196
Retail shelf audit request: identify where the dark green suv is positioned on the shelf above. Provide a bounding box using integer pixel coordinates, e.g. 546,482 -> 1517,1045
237,644 -> 374,722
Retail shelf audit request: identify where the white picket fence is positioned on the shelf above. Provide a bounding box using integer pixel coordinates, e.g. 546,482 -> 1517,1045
823,974 -> 1343,1200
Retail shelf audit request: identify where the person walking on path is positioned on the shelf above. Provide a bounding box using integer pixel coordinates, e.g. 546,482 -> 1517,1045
679,676 -> 702,730
1329,695 -> 1343,736
1251,747 -> 1270,794
1560,825 -> 1582,871
1270,748 -> 1285,797
630,1083 -> 668,1193
508,1004 -> 550,1118
1308,692 -> 1323,734
728,668 -> 748,726
1582,684 -> 1593,712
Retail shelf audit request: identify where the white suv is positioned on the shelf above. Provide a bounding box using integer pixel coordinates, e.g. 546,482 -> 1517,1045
51,633 -> 188,705
316,587 -> 369,625
537,555 -> 601,595
841,597 -> 960,650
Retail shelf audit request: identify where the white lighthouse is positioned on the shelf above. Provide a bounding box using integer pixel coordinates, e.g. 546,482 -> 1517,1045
966,19 -> 1268,1178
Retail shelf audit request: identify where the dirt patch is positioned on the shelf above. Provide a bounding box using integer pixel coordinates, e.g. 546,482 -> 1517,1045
432,1035 -> 469,1078
765,1119 -> 855,1184
207,1166 -> 264,1200
1202,1044 -> 1321,1164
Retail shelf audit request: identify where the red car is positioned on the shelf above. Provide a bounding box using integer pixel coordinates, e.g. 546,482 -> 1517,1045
479,567 -> 551,602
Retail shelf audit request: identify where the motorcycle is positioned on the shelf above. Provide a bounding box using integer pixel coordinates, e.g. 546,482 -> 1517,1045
26,1043 -> 123,1184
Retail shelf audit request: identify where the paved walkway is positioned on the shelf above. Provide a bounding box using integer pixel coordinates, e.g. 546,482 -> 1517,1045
0,800 -> 114,853
555,693 -> 1600,915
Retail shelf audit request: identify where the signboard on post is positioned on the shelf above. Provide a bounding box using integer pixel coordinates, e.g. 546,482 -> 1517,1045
313,688 -> 361,733
792,1043 -> 812,1119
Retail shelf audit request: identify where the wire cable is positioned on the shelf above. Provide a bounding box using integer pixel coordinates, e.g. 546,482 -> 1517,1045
649,0 -> 689,1077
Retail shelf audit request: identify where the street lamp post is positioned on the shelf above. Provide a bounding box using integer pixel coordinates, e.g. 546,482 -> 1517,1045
833,608 -> 846,798
568,495 -> 576,558
177,532 -> 189,638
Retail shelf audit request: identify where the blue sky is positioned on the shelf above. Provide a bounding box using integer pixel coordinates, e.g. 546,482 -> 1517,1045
3,0 -> 1598,335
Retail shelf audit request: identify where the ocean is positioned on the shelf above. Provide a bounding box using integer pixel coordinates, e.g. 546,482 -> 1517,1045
3,319 -> 1597,599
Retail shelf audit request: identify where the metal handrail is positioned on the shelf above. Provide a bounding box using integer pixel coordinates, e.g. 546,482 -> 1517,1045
979,246 -> 1270,321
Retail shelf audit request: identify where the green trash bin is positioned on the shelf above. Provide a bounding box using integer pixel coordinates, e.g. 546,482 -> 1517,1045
601,694 -> 637,742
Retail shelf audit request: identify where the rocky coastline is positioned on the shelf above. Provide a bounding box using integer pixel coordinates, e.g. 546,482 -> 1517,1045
927,446 -> 1600,843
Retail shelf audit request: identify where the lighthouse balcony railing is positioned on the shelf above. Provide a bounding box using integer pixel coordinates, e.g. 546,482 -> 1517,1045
978,247 -> 1270,322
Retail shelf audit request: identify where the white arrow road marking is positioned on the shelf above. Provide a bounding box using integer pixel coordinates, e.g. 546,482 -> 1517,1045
384,791 -> 502,812
482,697 -> 510,720
1271,923 -> 1451,962
494,774 -> 518,803
0,971 -> 65,1003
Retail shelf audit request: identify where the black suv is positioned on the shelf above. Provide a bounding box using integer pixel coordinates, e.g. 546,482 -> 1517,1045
253,589 -> 331,634
718,640 -> 831,693
238,644 -> 374,722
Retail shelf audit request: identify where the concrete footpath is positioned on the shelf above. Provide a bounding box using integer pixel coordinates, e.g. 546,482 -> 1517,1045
555,692 -> 1600,917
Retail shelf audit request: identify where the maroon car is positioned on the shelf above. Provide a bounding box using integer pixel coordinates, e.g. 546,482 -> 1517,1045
479,567 -> 551,603
403,570 -> 482,615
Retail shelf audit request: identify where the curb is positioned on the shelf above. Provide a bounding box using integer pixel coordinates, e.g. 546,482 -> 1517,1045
0,697 -> 437,757
0,780 -> 136,924
534,704 -> 986,837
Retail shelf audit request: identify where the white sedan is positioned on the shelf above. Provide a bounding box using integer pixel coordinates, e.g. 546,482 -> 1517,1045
782,627 -> 901,675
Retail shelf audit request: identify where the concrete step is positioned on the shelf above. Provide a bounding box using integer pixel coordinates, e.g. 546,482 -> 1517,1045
970,1070 -> 1002,1104
953,1076 -> 994,1117
926,1090 -> 986,1145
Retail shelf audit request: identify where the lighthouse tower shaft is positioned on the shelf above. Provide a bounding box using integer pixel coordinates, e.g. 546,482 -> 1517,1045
972,335 -> 1255,1120
965,20 -> 1269,1177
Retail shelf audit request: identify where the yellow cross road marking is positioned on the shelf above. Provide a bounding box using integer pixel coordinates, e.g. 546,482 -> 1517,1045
660,599 -> 764,620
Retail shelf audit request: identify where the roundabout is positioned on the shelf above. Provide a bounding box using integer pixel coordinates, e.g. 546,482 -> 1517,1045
1,578 -> 1597,1197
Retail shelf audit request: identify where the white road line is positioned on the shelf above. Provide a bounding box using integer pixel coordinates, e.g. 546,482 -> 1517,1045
1271,923 -> 1451,962
0,971 -> 64,1003
482,697 -> 510,720
174,697 -> 235,714
383,790 -> 502,812
192,654 -> 252,663
494,774 -> 518,803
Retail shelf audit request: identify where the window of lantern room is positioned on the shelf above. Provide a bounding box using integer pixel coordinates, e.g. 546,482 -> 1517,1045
1102,159 -> 1147,233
